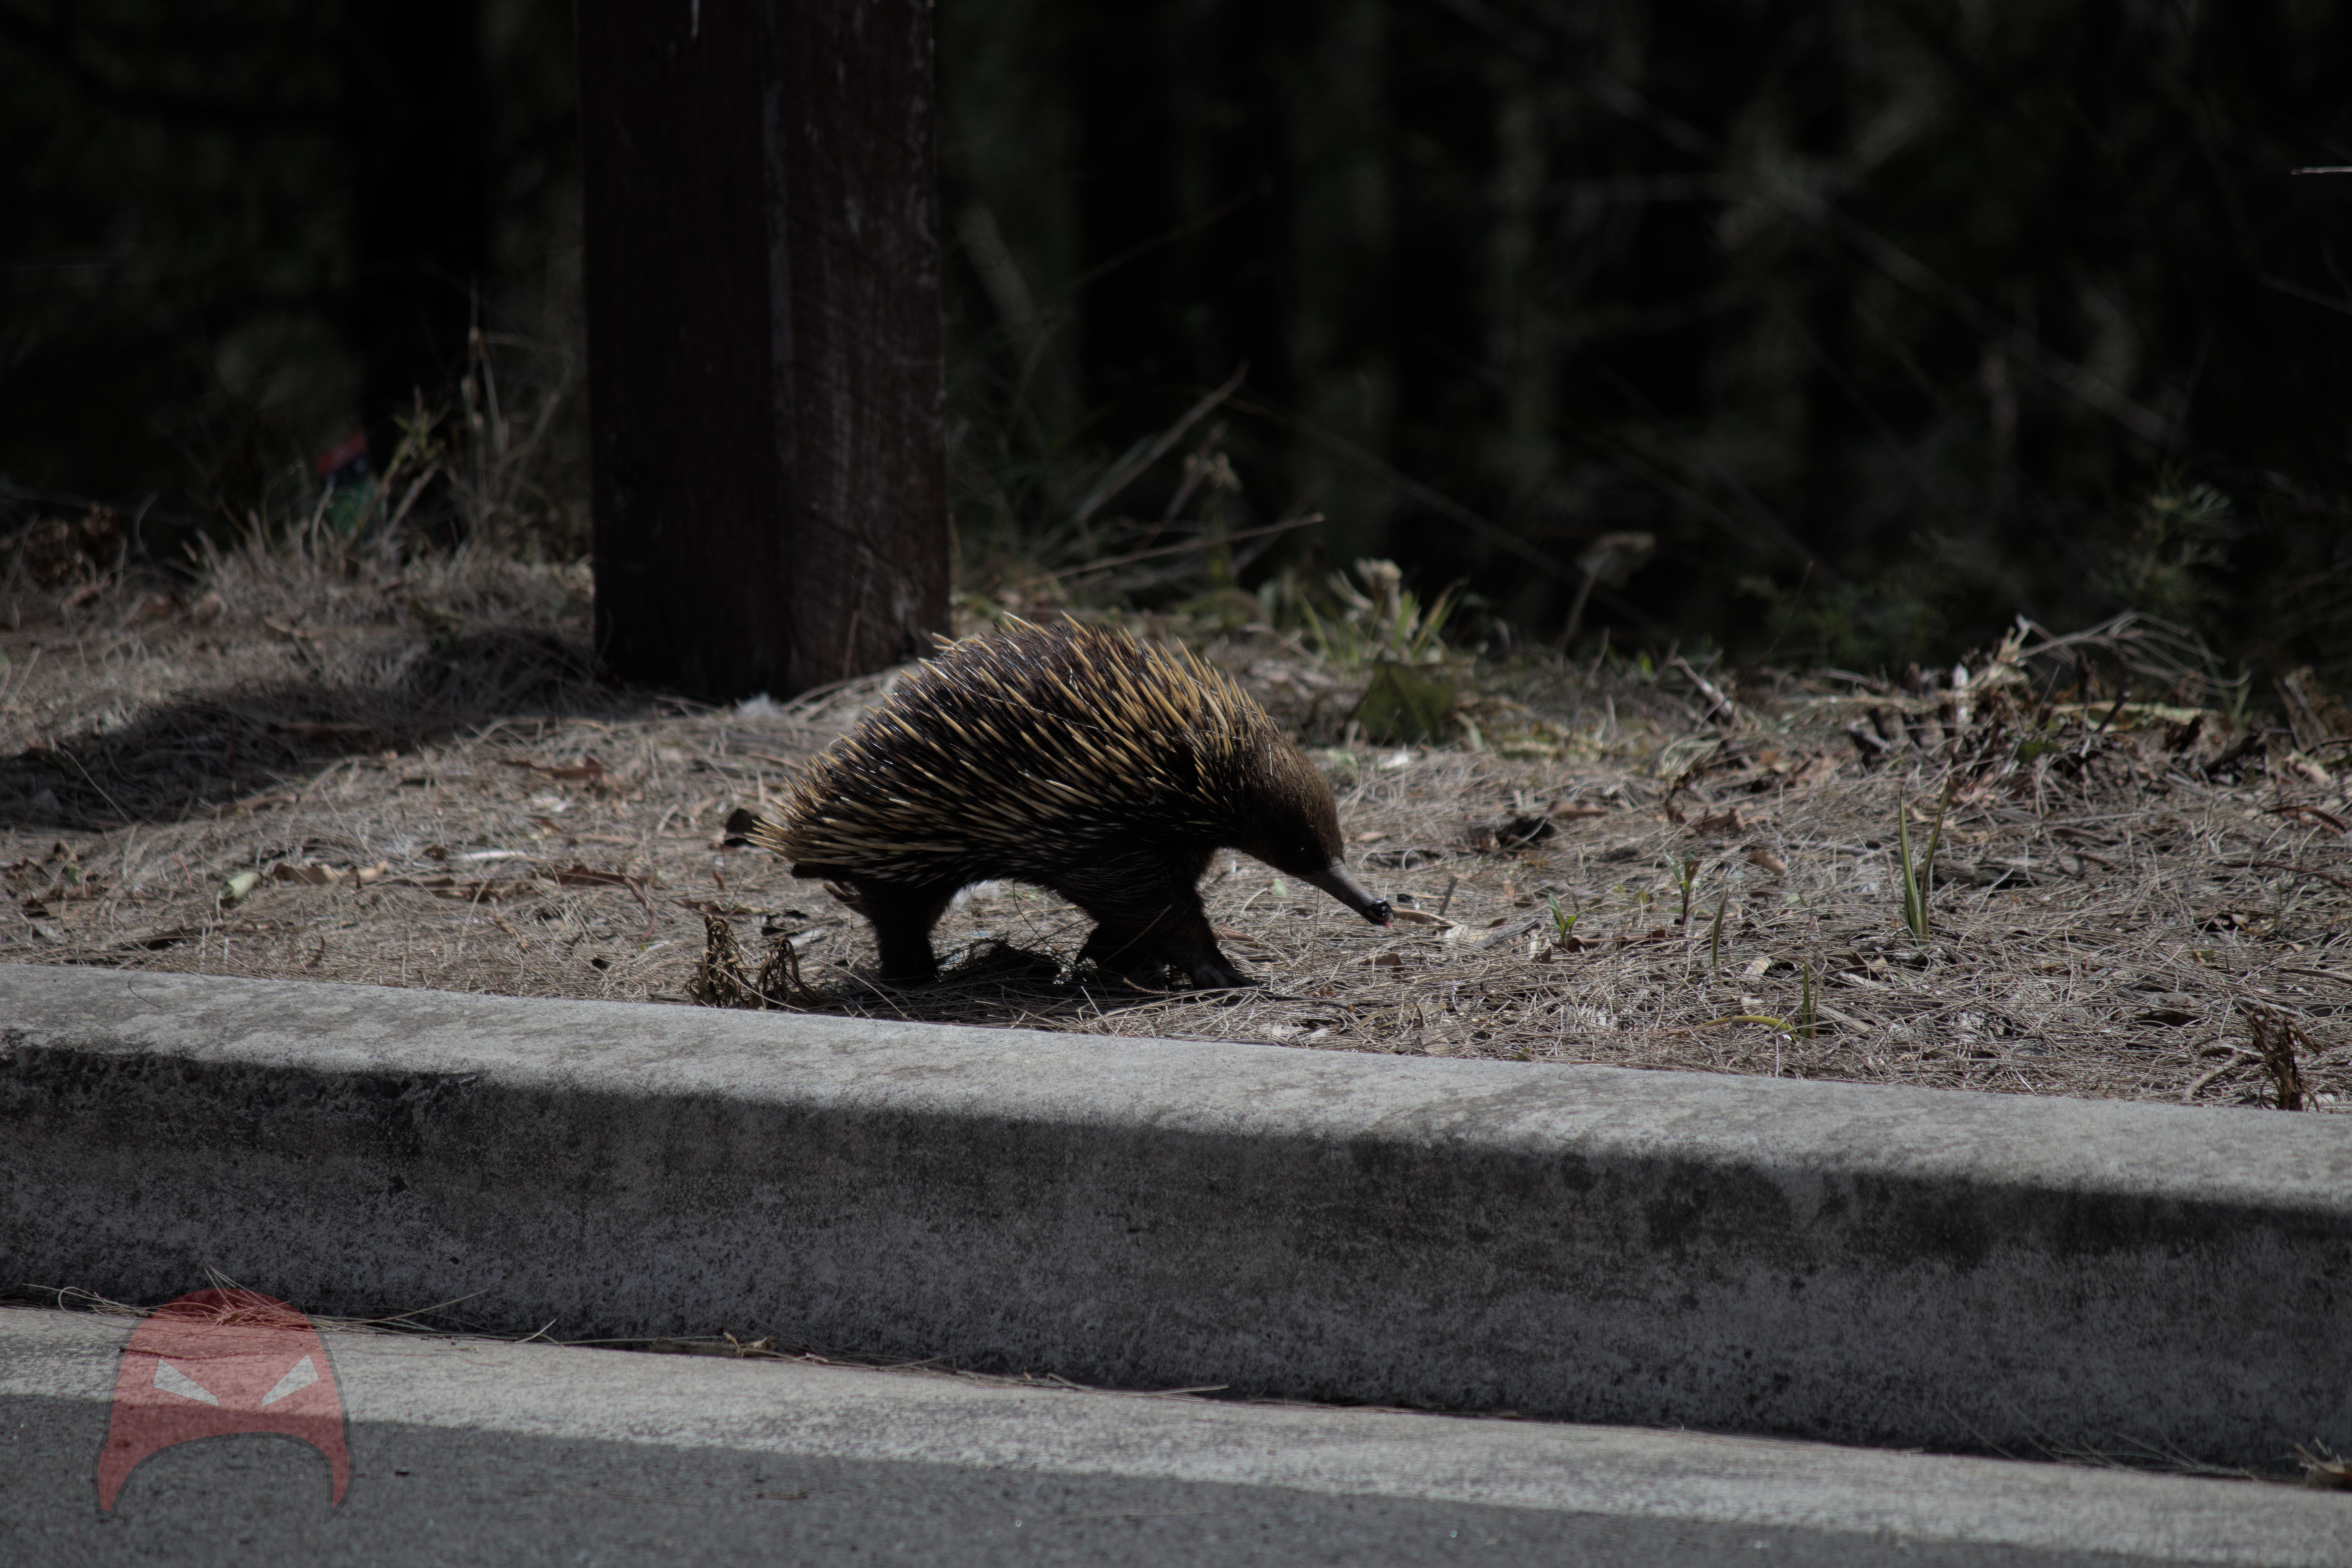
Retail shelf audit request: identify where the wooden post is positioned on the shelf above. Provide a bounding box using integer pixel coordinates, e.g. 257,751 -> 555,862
576,0 -> 948,701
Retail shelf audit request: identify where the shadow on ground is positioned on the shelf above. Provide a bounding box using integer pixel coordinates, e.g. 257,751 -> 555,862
703,928 -> 1232,1033
0,628 -> 620,832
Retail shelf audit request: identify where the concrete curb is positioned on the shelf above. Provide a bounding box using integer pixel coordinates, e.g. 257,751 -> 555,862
4,963 -> 2348,1465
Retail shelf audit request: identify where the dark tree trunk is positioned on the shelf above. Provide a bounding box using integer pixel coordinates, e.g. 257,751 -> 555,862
575,0 -> 949,701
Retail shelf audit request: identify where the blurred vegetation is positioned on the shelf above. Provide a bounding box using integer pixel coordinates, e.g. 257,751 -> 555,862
0,0 -> 581,541
4,0 -> 2350,685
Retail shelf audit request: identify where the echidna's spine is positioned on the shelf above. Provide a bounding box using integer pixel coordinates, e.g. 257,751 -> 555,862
770,619 -> 1278,884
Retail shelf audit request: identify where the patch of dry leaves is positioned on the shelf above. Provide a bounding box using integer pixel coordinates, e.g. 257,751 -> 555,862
4,540 -> 2347,1112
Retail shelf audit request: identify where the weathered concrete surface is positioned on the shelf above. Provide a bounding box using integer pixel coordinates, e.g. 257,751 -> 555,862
3,963 -> 2348,1465
7,1306 -> 2347,1566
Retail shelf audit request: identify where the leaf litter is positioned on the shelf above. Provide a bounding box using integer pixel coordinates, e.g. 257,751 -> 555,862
3,545 -> 2347,1113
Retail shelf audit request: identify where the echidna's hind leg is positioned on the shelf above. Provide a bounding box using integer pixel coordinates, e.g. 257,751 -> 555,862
1058,849 -> 1247,989
848,878 -> 961,983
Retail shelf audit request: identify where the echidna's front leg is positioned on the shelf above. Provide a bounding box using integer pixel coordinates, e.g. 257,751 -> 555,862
848,878 -> 962,982
1058,850 -> 1246,989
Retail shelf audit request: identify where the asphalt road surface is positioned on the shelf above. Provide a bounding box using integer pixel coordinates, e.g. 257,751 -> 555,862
3,1306 -> 2342,1566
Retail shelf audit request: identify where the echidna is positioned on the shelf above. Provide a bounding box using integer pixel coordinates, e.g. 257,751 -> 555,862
754,619 -> 1391,987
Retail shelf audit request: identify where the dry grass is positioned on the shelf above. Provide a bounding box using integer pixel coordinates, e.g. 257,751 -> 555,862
5,527 -> 2348,1113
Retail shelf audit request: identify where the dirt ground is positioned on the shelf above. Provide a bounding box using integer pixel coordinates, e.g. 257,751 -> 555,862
5,525 -> 2348,1113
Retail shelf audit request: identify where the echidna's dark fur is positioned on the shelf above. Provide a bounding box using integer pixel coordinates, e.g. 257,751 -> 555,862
755,619 -> 1390,987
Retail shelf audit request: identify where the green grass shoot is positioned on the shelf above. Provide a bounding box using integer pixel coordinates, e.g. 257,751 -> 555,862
1896,777 -> 1956,939
1546,894 -> 1579,942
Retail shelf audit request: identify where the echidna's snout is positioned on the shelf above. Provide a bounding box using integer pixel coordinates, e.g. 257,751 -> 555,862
1306,860 -> 1393,928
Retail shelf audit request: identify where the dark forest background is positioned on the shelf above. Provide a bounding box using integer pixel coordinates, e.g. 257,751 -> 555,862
4,0 -> 2350,679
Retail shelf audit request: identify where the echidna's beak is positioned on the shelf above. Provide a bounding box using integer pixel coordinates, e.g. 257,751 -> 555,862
1308,859 -> 1392,928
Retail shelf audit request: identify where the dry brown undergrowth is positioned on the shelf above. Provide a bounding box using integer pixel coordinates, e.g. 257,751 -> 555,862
4,531 -> 2347,1112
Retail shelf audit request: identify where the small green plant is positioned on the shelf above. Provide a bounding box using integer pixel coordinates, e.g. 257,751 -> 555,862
1707,899 -> 1728,978
1352,659 -> 1456,743
2224,665 -> 2254,724
2105,478 -> 2235,628
1677,856 -> 1700,929
1546,895 -> 1580,942
1896,777 -> 1957,940
1797,960 -> 1817,1041
1297,558 -> 1460,667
